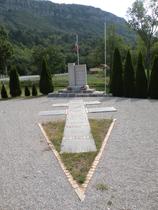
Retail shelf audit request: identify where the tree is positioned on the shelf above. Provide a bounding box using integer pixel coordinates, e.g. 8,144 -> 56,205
39,58 -> 54,95
149,56 -> 158,99
1,83 -> 8,99
151,40 -> 158,59
124,51 -> 135,97
9,66 -> 21,97
107,24 -> 129,69
33,46 -> 65,74
87,26 -> 129,70
25,86 -> 30,97
0,26 -> 13,76
135,52 -> 148,98
32,84 -> 38,96
131,35 -> 146,68
127,0 -> 158,81
111,48 -> 123,96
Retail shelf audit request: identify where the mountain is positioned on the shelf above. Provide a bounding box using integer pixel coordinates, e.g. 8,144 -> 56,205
0,0 -> 135,44
0,0 -> 136,75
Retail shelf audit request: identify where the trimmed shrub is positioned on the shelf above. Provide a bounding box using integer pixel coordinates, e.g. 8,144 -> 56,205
39,58 -> 54,95
9,66 -> 21,97
149,56 -> 158,99
135,52 -> 148,98
111,48 -> 123,96
32,84 -> 38,96
1,83 -> 8,99
123,51 -> 135,97
25,86 -> 30,97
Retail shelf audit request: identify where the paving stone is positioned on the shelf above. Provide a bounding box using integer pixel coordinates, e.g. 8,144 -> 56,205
61,100 -> 97,153
38,110 -> 67,116
88,107 -> 117,113
84,101 -> 101,105
52,103 -> 68,107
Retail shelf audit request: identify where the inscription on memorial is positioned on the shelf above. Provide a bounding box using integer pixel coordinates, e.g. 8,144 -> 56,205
68,63 -> 87,89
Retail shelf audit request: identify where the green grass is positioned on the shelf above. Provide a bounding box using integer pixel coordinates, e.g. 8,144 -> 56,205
61,152 -> 97,184
42,121 -> 65,153
90,119 -> 112,150
52,72 -> 110,91
96,183 -> 108,191
42,119 -> 112,185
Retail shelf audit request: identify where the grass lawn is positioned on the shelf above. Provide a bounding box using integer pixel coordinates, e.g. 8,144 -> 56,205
53,72 -> 110,91
42,119 -> 112,185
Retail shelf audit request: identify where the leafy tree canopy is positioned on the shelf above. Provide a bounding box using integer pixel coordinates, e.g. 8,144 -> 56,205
127,0 -> 158,80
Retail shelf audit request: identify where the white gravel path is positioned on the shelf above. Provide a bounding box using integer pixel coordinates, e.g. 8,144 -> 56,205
0,97 -> 158,210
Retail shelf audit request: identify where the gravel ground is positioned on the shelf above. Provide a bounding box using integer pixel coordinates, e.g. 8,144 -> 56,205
0,97 -> 158,210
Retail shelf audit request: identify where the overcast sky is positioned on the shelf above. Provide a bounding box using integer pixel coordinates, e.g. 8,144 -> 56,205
51,0 -> 135,18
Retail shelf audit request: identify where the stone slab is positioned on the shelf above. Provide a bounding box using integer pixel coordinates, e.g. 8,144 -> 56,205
52,103 -> 68,107
84,101 -> 101,105
39,110 -> 67,116
88,107 -> 117,113
68,63 -> 87,88
48,92 -> 106,98
61,100 -> 97,153
52,101 -> 100,107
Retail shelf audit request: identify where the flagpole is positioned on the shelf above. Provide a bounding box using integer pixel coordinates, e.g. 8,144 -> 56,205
76,34 -> 80,65
104,19 -> 107,94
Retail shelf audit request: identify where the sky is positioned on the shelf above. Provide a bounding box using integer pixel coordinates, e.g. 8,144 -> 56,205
50,0 -> 135,18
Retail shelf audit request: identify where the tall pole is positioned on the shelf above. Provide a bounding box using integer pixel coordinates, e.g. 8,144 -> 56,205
76,34 -> 80,65
104,19 -> 107,94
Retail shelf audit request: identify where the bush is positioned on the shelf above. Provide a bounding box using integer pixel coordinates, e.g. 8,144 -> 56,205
111,48 -> 123,96
149,56 -> 158,99
25,86 -> 30,96
9,66 -> 21,97
135,52 -> 148,98
39,58 -> 54,95
123,51 -> 135,97
32,84 -> 38,96
1,83 -> 8,99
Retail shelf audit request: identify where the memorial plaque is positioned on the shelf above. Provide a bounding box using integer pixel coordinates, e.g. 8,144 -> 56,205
68,63 -> 87,89
75,65 -> 87,87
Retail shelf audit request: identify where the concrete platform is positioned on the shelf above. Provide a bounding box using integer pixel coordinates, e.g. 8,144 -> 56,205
52,101 -> 101,107
48,91 -> 106,97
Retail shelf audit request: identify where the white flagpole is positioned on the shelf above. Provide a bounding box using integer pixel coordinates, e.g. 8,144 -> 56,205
76,34 -> 80,65
104,19 -> 107,94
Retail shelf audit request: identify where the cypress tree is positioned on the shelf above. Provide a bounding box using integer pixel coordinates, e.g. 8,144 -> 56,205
149,56 -> 158,99
124,51 -> 135,98
9,66 -> 21,97
135,52 -> 148,98
111,48 -> 123,96
32,84 -> 38,96
25,86 -> 30,97
1,83 -> 8,99
39,58 -> 54,95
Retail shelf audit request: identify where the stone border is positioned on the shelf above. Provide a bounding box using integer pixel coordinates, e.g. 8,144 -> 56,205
82,119 -> 116,191
38,123 -> 85,201
38,119 -> 116,201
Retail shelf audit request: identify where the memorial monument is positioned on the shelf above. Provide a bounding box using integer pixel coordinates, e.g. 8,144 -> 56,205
67,63 -> 91,93
56,63 -> 95,94
48,35 -> 105,97
48,62 -> 105,97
